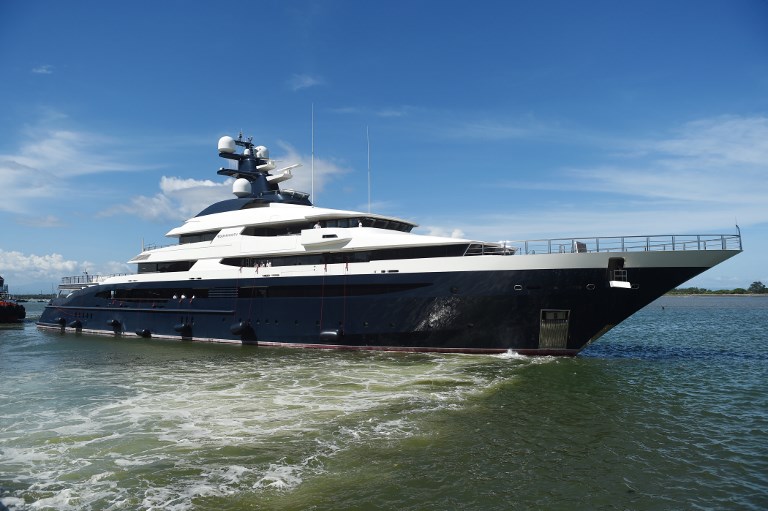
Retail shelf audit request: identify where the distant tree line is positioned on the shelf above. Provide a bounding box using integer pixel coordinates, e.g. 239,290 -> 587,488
669,281 -> 767,295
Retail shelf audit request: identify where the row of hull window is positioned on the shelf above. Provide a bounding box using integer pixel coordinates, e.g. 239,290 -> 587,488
222,245 -> 470,268
93,282 -> 430,301
177,217 -> 414,245
138,244 -> 475,274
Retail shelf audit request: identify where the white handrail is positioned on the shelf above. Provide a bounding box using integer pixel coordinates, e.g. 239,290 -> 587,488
512,233 -> 741,255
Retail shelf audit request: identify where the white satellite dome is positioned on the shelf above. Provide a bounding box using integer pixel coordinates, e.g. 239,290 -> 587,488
254,145 -> 269,159
218,136 -> 236,153
232,178 -> 252,198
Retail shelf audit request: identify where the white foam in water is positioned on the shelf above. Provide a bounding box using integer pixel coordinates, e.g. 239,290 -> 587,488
218,464 -> 249,485
1,497 -> 25,509
25,488 -> 76,510
0,349 -> 530,508
494,349 -> 530,360
254,463 -> 305,490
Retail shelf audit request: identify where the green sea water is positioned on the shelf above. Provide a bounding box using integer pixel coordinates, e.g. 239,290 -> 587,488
1,297 -> 767,510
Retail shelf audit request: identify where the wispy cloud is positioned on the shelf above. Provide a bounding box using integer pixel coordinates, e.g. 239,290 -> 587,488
0,158 -> 58,212
288,73 -> 324,91
433,114 -> 562,141
329,106 -> 414,118
559,116 -> 768,210
274,140 -> 349,197
7,129 -> 148,177
16,215 -> 66,228
32,64 -> 54,74
421,226 -> 466,239
100,176 -> 231,222
428,115 -> 768,239
0,120 -> 160,214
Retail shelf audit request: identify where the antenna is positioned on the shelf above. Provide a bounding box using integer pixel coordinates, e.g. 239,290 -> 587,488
311,103 -> 315,206
367,126 -> 371,214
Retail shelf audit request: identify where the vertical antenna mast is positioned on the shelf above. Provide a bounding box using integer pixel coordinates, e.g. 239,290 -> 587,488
367,126 -> 371,214
311,103 -> 315,206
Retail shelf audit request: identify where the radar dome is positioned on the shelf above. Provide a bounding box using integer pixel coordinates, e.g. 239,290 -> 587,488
233,178 -> 252,198
218,136 -> 236,153
254,145 -> 269,159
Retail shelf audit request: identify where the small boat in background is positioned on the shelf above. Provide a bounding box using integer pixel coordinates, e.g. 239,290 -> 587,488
0,275 -> 26,323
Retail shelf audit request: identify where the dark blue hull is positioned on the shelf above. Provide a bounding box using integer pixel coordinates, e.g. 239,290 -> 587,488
37,267 -> 707,354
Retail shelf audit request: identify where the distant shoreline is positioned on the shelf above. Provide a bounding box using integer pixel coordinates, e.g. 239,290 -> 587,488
664,293 -> 767,297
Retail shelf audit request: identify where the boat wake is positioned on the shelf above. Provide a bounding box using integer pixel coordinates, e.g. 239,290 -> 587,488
0,347 -> 545,509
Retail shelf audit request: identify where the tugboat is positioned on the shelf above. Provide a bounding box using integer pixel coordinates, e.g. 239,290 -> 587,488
0,276 -> 26,323
38,132 -> 742,354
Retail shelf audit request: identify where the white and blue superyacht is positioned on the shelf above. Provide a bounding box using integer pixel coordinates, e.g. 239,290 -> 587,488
38,133 -> 742,354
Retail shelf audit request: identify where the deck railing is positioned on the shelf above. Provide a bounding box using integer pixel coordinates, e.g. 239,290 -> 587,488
508,233 -> 742,256
141,243 -> 175,251
60,273 -> 128,286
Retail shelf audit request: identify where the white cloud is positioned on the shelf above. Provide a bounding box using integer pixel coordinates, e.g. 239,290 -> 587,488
103,143 -> 350,220
100,260 -> 133,275
101,176 -> 232,222
32,64 -> 54,74
0,249 -> 80,286
115,192 -> 179,221
0,121 -> 158,213
654,116 -> 768,167
16,215 -> 66,228
415,115 -> 767,248
274,140 -> 349,197
420,226 -> 466,239
560,116 -> 768,211
0,250 -> 79,274
288,73 -> 324,91
0,158 -> 59,212
7,128 -> 147,177
376,108 -> 408,118
352,199 -> 399,215
328,106 -> 364,115
159,176 -> 220,193
329,106 -> 414,118
0,249 -> 131,292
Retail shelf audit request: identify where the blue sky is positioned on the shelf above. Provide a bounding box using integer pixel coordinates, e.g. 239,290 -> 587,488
1,0 -> 767,293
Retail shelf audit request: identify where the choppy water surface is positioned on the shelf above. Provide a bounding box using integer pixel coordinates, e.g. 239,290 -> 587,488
1,297 -> 767,510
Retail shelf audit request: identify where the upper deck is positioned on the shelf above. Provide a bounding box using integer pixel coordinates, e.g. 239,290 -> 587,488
59,231 -> 742,289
